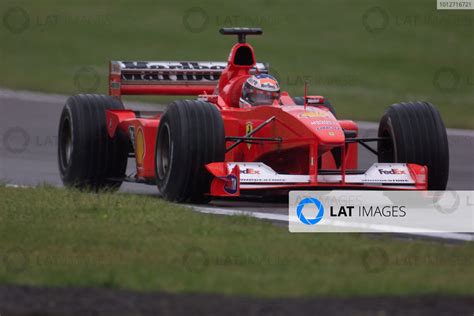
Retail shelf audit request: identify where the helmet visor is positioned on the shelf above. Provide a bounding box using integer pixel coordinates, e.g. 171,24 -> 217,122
243,87 -> 280,106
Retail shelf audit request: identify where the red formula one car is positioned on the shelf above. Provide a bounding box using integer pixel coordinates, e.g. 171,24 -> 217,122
58,28 -> 449,203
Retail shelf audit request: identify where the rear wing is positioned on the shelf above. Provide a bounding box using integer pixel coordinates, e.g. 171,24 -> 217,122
109,61 -> 268,97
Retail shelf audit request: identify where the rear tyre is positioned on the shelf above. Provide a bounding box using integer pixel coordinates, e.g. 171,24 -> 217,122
377,101 -> 449,190
292,97 -> 336,117
155,100 -> 225,203
58,94 -> 129,191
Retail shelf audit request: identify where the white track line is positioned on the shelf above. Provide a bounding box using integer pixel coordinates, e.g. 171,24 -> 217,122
192,205 -> 474,242
4,184 -> 30,188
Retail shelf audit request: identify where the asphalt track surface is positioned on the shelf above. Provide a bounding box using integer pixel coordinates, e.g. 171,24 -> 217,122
1,88 -> 474,315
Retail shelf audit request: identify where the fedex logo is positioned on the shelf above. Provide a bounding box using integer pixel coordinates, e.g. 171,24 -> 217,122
241,168 -> 260,175
378,168 -> 406,175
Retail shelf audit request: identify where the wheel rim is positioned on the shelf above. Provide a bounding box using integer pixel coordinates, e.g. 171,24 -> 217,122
59,117 -> 73,170
156,123 -> 171,180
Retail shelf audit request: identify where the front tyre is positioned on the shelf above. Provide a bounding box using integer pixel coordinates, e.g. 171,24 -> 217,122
155,100 -> 225,203
377,101 -> 449,190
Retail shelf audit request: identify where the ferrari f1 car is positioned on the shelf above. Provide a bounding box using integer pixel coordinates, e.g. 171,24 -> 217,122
58,27 -> 449,203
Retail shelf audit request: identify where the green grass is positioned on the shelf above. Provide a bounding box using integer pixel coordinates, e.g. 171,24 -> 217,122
0,0 -> 473,128
1,185 -> 474,297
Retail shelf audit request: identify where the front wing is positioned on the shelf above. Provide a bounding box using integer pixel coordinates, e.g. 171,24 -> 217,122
205,162 -> 428,197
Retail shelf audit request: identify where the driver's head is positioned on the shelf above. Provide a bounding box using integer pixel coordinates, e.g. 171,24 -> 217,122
240,74 -> 280,107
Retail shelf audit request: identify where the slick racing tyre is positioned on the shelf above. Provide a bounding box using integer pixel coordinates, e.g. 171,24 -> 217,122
377,101 -> 449,190
58,94 -> 129,191
155,100 -> 225,203
292,96 -> 336,117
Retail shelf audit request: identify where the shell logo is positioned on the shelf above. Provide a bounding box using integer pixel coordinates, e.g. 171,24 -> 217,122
300,111 -> 329,118
135,128 -> 145,166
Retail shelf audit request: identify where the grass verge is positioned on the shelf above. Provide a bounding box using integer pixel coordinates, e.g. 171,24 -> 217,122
0,185 -> 473,297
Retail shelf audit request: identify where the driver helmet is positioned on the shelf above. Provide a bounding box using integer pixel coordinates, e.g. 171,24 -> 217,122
240,74 -> 280,107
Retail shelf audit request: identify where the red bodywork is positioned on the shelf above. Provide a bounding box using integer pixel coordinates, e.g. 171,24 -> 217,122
105,38 -> 428,197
